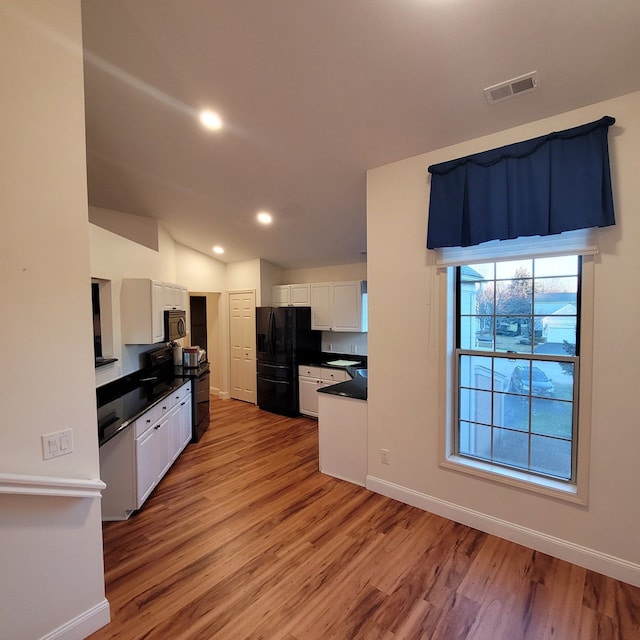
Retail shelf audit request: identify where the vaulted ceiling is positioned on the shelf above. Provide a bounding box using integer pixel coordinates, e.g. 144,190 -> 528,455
81,0 -> 640,269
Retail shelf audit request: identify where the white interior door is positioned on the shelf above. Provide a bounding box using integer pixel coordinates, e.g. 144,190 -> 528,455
229,291 -> 256,403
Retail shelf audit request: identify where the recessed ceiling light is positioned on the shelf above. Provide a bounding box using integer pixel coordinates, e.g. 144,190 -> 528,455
199,110 -> 223,131
212,245 -> 224,254
257,211 -> 273,225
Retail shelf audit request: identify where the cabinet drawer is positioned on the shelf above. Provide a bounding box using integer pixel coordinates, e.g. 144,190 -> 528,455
299,365 -> 323,379
298,366 -> 349,382
321,368 -> 349,383
166,382 -> 191,406
134,404 -> 162,437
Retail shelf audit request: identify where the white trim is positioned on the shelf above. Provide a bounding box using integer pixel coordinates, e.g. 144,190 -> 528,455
433,228 -> 597,267
365,475 -> 640,588
39,598 -> 110,640
439,455 -> 585,504
439,255 -> 594,502
0,473 -> 105,498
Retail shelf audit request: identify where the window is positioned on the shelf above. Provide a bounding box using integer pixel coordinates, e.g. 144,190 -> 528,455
92,278 -> 116,368
452,255 -> 582,485
92,281 -> 103,359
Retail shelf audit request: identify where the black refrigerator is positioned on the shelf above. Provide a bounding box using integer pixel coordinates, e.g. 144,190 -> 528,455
256,306 -> 320,416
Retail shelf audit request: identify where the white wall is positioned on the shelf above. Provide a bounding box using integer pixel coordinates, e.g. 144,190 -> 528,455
226,258 -> 261,294
367,91 -> 640,585
175,241 -> 226,292
260,259 -> 284,306
90,218 -> 227,387
91,221 -> 177,384
0,2 -> 108,638
89,206 -> 160,251
283,262 -> 367,283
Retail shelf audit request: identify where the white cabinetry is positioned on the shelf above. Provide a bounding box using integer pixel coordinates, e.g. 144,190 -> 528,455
298,365 -> 349,417
100,381 -> 192,520
272,283 -> 311,307
164,282 -> 188,310
309,283 -> 333,330
135,423 -> 157,506
310,281 -> 367,332
121,278 -> 188,344
171,392 -> 193,460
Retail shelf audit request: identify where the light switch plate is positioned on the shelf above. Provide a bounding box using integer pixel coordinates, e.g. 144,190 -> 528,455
42,429 -> 73,460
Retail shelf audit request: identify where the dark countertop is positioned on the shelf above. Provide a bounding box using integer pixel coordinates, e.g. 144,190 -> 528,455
300,352 -> 367,370
97,377 -> 187,447
317,365 -> 367,401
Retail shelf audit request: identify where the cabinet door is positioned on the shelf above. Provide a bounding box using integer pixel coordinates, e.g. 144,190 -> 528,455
122,278 -> 166,344
169,404 -> 182,464
171,394 -> 192,457
154,415 -> 173,480
332,281 -> 362,332
290,283 -> 310,306
299,376 -> 322,417
179,286 -> 189,311
151,280 -> 165,342
178,394 -> 192,451
310,283 -> 333,330
136,426 -> 156,507
272,285 -> 290,307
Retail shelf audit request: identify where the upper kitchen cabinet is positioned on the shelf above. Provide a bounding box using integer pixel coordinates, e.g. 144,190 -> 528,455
272,283 -> 311,307
121,278 -> 188,344
163,282 -> 188,310
310,281 -> 368,332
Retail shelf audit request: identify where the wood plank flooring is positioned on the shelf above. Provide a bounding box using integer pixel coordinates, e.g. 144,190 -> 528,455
88,398 -> 640,640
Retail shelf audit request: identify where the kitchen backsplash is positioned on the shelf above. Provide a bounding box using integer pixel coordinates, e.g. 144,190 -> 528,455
321,331 -> 367,356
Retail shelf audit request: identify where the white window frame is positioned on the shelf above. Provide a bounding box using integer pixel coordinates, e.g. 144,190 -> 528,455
438,255 -> 595,505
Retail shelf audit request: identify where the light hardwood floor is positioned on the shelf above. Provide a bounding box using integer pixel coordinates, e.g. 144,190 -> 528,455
89,397 -> 640,640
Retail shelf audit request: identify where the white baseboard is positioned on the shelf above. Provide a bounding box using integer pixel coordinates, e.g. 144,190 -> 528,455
366,475 -> 640,588
39,598 -> 110,640
216,388 -> 230,400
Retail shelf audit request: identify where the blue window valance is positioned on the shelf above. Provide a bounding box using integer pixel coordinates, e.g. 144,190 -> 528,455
426,116 -> 616,249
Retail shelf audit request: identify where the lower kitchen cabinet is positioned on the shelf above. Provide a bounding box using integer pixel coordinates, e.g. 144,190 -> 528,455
172,394 -> 193,459
135,421 -> 157,507
100,381 -> 192,520
298,365 -> 349,417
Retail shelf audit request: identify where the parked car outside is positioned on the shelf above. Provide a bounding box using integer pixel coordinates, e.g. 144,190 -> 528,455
509,365 -> 555,397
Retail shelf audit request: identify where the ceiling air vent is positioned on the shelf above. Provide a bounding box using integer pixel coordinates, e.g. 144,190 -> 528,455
484,71 -> 539,105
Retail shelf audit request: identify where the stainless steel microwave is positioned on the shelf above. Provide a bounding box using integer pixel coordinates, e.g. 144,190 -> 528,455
164,309 -> 186,341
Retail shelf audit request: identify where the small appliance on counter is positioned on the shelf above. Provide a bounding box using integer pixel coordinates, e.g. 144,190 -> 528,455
170,341 -> 183,365
182,346 -> 200,368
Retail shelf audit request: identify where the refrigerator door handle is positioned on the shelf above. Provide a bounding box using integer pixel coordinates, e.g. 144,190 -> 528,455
269,309 -> 276,358
259,376 -> 290,385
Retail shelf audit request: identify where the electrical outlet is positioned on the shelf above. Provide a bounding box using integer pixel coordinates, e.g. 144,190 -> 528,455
351,344 -> 357,354
381,449 -> 390,465
328,343 -> 333,352
42,429 -> 74,460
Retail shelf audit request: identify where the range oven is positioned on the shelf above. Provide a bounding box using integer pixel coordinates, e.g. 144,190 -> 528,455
146,346 -> 211,443
174,361 -> 210,442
